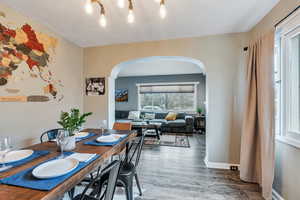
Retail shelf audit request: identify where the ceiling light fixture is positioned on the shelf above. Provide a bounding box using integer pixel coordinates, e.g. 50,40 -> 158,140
127,0 -> 135,24
84,0 -> 167,28
94,0 -> 107,27
160,0 -> 167,19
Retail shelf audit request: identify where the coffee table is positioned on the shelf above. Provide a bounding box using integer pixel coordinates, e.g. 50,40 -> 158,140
132,121 -> 161,140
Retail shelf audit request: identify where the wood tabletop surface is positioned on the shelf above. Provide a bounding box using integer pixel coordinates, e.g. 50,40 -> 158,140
0,129 -> 137,200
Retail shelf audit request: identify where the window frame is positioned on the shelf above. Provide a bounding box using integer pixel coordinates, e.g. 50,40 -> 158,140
276,9 -> 300,148
136,82 -> 199,113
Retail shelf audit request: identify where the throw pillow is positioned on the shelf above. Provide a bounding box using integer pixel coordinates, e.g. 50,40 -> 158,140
144,113 -> 155,120
165,112 -> 177,121
128,111 -> 140,120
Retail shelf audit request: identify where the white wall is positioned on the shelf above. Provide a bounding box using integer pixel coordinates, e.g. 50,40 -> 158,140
0,3 -> 84,147
118,60 -> 203,77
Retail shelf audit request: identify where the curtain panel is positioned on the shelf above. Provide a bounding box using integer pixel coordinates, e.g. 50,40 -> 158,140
240,31 -> 275,200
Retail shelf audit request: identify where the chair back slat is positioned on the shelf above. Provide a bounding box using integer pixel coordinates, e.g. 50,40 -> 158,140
113,122 -> 132,131
40,128 -> 63,143
76,160 -> 121,200
128,132 -> 145,168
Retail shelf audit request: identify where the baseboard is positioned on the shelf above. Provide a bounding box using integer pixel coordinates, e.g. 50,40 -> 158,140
272,189 -> 284,200
204,156 -> 240,170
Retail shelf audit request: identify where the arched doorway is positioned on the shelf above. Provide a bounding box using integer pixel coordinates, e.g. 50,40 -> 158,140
107,55 -> 208,134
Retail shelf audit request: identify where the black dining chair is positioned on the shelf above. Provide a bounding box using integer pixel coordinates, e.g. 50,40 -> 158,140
73,160 -> 122,200
100,132 -> 146,200
40,128 -> 63,143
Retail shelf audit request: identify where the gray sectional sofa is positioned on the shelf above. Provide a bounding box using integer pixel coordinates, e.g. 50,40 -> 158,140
115,110 -> 194,134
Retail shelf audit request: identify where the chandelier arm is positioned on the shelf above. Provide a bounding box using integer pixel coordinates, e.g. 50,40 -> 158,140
128,0 -> 133,10
90,0 -> 105,14
97,1 -> 105,15
84,0 -> 167,27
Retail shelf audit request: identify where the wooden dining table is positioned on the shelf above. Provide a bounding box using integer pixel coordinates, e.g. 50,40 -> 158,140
0,129 -> 137,200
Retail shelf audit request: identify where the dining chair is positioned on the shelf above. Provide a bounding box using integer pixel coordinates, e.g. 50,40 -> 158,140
100,132 -> 146,200
113,122 -> 132,131
73,160 -> 122,200
112,122 -> 132,160
40,128 -> 63,143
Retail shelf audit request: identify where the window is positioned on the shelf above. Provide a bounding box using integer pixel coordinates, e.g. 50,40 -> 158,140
275,9 -> 300,147
137,83 -> 198,112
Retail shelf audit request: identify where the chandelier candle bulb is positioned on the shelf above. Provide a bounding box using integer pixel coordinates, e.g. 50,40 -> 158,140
127,0 -> 134,24
160,0 -> 167,19
128,9 -> 135,24
84,0 -> 93,14
118,0 -> 125,8
99,13 -> 107,27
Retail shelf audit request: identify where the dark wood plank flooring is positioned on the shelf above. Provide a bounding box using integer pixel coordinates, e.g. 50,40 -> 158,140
135,134 -> 263,200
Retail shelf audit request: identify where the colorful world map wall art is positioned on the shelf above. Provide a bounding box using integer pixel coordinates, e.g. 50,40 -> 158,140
0,11 -> 63,102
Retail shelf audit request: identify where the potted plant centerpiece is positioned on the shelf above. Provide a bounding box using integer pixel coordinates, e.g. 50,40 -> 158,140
57,108 -> 92,151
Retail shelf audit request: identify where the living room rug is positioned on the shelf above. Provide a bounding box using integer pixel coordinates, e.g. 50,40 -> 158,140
143,134 -> 190,148
143,137 -> 160,145
159,134 -> 190,148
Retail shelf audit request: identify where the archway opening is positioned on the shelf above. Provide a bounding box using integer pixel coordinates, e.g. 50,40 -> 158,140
108,56 -> 207,129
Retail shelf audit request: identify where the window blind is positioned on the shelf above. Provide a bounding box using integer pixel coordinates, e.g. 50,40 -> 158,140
139,84 -> 195,94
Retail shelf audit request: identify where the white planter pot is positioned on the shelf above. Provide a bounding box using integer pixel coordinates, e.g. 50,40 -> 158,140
58,136 -> 76,152
64,136 -> 76,151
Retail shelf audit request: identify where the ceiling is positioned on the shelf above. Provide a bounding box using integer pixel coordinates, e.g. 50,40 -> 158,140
1,0 -> 279,47
117,59 -> 203,77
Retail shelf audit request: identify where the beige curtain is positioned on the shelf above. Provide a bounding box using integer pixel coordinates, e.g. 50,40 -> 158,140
240,31 -> 275,200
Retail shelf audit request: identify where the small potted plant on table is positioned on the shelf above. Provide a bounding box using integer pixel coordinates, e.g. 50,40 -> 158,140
57,108 -> 92,151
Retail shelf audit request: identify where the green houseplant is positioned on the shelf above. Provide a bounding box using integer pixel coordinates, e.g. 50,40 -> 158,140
57,108 -> 92,151
196,107 -> 203,115
58,108 -> 92,136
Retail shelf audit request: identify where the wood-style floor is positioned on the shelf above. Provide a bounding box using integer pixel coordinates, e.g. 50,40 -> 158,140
135,134 -> 263,200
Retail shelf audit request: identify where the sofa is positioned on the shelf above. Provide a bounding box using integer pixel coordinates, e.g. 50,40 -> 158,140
115,110 -> 194,134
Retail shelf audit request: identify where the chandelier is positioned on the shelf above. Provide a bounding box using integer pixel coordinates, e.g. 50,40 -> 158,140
84,0 -> 167,27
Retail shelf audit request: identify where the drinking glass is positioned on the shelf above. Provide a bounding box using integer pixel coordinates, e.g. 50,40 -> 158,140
0,136 -> 13,172
100,120 -> 107,134
56,130 -> 68,159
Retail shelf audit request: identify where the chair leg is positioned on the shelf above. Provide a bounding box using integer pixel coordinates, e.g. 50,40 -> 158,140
135,174 -> 142,196
68,188 -> 75,199
125,178 -> 133,200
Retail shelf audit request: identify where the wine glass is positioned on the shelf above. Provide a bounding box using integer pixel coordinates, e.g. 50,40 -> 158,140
0,136 -> 13,172
56,130 -> 68,159
100,120 -> 107,134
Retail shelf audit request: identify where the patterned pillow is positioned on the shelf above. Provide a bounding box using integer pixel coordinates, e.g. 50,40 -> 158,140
128,111 -> 140,120
165,112 -> 177,121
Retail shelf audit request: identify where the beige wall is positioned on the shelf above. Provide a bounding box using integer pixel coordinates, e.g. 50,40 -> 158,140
251,0 -> 300,39
84,33 -> 249,164
0,4 -> 84,147
249,0 -> 300,199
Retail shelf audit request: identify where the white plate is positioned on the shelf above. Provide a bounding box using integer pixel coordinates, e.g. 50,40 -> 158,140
75,132 -> 90,139
2,150 -> 34,164
32,158 -> 79,179
96,135 -> 119,143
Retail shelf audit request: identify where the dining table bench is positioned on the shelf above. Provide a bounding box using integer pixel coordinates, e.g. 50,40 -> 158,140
0,129 -> 137,200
